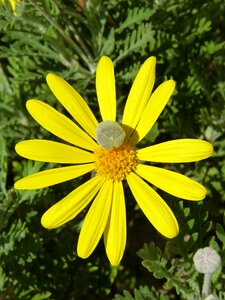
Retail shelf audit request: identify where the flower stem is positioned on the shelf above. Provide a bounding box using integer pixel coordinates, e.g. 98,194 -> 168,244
202,273 -> 211,299
28,0 -> 92,70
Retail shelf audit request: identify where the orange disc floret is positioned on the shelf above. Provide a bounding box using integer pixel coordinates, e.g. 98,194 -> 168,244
94,141 -> 138,181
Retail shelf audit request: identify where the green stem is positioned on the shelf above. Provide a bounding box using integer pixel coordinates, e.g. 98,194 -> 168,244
52,0 -> 94,63
202,273 -> 211,299
28,0 -> 91,70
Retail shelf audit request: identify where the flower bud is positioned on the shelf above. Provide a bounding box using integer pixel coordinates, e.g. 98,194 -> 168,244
193,247 -> 221,274
96,120 -> 125,150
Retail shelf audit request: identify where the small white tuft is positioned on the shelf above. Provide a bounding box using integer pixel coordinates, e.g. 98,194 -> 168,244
193,247 -> 221,274
96,120 -> 125,150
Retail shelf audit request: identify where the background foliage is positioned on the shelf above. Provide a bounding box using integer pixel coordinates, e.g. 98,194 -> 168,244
0,0 -> 225,299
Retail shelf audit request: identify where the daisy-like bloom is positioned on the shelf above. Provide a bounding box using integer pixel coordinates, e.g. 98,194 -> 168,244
1,0 -> 19,15
15,56 -> 213,265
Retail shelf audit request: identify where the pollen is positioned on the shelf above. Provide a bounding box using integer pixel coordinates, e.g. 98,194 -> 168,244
94,141 -> 138,181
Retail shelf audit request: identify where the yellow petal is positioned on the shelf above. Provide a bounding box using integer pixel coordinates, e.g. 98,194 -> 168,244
46,74 -> 98,139
41,175 -> 105,229
10,0 -> 16,12
96,56 -> 116,121
131,80 -> 175,144
122,57 -> 156,137
3,0 -> 19,15
26,100 -> 97,151
136,164 -> 206,200
15,140 -> 94,163
14,163 -> 95,190
127,172 -> 179,238
138,139 -> 213,163
77,180 -> 113,259
104,181 -> 126,266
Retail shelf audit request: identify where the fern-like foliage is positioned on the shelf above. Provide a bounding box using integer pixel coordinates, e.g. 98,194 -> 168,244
114,23 -> 155,64
114,285 -> 169,300
116,7 -> 156,34
137,242 -> 200,299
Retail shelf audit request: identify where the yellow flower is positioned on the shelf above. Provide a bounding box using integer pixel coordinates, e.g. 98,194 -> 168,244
1,0 -> 19,15
15,56 -> 213,265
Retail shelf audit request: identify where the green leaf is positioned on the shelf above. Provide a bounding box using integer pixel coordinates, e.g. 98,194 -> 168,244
216,223 -> 225,250
0,135 -> 8,196
137,243 -> 168,279
115,23 -> 155,63
114,286 -> 168,300
30,292 -> 52,300
116,7 -> 156,34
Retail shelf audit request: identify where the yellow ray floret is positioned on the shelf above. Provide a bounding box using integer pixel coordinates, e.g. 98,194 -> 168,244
104,181 -> 126,266
138,139 -> 213,163
26,100 -> 97,151
14,163 -> 95,190
127,172 -> 179,238
136,164 -> 206,200
77,180 -> 113,259
46,74 -> 98,139
131,80 -> 176,145
96,56 -> 116,121
122,56 -> 156,137
41,176 -> 105,229
1,0 -> 19,15
15,140 -> 94,164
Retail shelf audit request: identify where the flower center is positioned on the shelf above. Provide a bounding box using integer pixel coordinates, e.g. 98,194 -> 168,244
94,141 -> 138,181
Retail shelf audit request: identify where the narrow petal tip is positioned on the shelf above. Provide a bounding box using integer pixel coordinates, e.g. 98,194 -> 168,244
198,185 -> 207,200
41,214 -> 52,229
41,211 -> 59,229
198,140 -> 214,160
14,180 -> 23,190
143,56 -> 157,72
108,257 -> 121,266
207,142 -> 214,156
167,79 -> 176,89
99,55 -> 112,63
15,142 -> 22,156
77,247 -> 89,259
46,73 -> 64,89
146,56 -> 156,64
26,99 -> 33,107
46,73 -> 57,83
167,224 -> 179,239
26,99 -> 40,112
